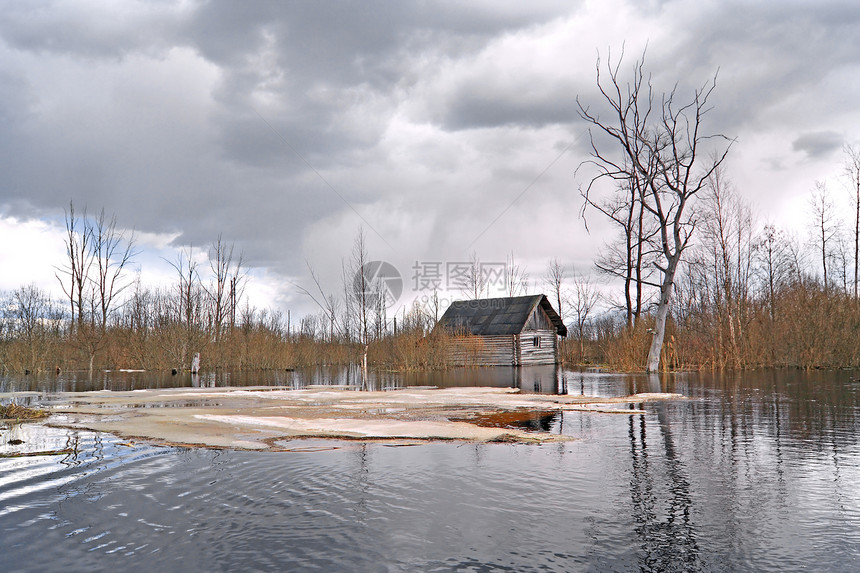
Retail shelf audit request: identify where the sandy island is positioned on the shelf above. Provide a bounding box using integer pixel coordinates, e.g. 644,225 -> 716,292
14,386 -> 687,451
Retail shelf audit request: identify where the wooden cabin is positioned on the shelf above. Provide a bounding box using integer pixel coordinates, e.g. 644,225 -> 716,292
436,294 -> 567,366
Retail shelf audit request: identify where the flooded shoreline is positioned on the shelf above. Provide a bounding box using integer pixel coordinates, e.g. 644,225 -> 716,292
4,385 -> 684,451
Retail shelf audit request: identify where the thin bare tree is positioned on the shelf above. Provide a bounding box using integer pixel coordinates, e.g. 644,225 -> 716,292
694,166 -> 754,367
91,209 -> 137,330
206,235 -> 245,343
294,262 -> 342,342
809,181 -> 839,292
55,201 -> 93,330
505,252 -> 530,296
587,176 -> 659,328
843,145 -> 860,299
543,258 -> 568,323
753,224 -> 792,321
55,203 -> 136,373
569,270 -> 601,361
342,228 -> 375,380
166,245 -> 203,329
166,245 -> 207,371
461,252 -> 489,300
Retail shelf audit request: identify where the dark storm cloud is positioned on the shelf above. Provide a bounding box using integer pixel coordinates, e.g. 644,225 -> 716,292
438,83 -> 579,130
186,1 -> 575,74
792,131 -> 844,160
645,1 -> 860,134
0,0 -> 580,278
425,1 -> 860,138
188,1 -> 579,163
2,0 -> 860,305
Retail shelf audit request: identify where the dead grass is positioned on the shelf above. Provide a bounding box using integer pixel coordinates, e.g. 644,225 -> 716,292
0,404 -> 48,421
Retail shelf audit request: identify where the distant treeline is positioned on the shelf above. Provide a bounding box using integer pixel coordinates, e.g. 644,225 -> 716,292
7,175 -> 860,375
0,280 -> 461,374
3,271 -> 860,374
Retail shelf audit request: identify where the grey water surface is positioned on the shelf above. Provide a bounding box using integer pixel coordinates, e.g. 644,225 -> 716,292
1,368 -> 859,572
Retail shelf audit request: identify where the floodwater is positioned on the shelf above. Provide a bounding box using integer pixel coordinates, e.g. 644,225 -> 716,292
0,363 -> 569,394
2,367 -> 860,571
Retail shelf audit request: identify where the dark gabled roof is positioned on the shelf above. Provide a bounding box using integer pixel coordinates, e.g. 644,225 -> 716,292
436,294 -> 567,337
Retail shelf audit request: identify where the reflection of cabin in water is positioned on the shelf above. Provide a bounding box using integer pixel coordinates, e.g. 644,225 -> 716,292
436,295 -> 567,366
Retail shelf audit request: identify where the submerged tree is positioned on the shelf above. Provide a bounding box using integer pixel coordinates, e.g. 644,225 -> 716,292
578,50 -> 732,372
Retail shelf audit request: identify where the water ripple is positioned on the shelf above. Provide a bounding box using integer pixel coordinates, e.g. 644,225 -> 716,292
3,371 -> 860,571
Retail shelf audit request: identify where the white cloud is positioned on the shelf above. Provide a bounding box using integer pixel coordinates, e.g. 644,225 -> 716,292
0,215 -> 67,297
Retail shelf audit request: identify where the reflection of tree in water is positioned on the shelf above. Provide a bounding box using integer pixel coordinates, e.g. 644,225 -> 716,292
628,402 -> 701,572
352,443 -> 372,520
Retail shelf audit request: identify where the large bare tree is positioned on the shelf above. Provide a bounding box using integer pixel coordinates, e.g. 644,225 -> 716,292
578,51 -> 732,371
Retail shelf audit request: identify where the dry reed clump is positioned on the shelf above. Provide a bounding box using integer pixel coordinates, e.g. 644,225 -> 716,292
367,328 -> 455,370
1,404 -> 47,421
591,323 -> 653,371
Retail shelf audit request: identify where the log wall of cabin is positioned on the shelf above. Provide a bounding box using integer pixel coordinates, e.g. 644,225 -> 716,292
447,335 -> 516,366
518,330 -> 558,365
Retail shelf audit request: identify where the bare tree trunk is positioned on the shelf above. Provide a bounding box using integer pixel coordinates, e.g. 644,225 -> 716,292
646,256 -> 679,372
635,194 -> 645,325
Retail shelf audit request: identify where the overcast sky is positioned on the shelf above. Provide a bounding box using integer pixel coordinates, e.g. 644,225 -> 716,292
2,0 -> 859,319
